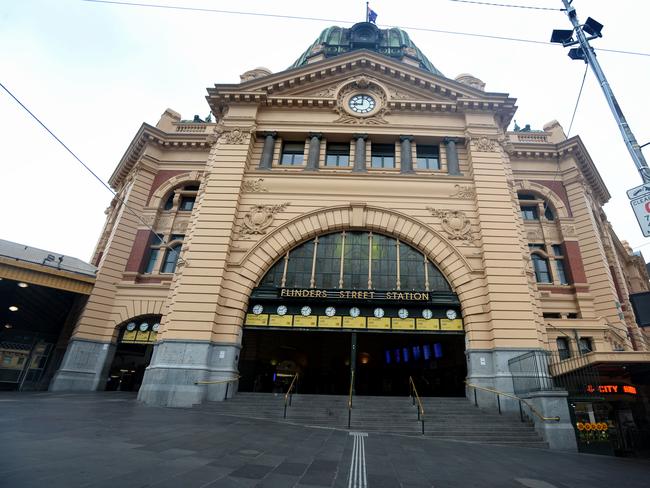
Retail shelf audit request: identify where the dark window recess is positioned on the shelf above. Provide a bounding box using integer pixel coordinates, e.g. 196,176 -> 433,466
143,248 -> 160,274
543,313 -> 562,319
314,233 -> 342,288
529,244 -> 546,252
170,234 -> 185,242
531,254 -> 552,283
552,244 -> 563,256
555,259 -> 568,285
161,244 -> 182,274
284,242 -> 313,288
544,205 -> 555,221
343,232 -> 370,289
371,234 -> 397,290
567,313 -> 579,319
280,142 -> 305,165
184,184 -> 199,191
416,145 -> 440,170
325,143 -> 350,167
179,196 -> 196,211
518,193 -> 536,200
556,337 -> 571,360
163,193 -> 175,210
371,144 -> 395,169
520,205 -> 539,220
578,337 -> 593,354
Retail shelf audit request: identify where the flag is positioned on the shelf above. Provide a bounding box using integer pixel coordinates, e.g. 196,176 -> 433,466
367,5 -> 378,24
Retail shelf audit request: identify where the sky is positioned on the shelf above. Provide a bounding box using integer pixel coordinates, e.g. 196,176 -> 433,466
1,0 -> 649,263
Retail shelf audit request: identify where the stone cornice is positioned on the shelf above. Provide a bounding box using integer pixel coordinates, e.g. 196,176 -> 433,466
109,123 -> 214,189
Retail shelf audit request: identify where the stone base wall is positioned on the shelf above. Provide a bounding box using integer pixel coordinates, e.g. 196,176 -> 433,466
49,339 -> 116,391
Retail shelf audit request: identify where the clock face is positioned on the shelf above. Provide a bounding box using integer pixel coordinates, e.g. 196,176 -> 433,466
126,322 -> 136,331
349,94 -> 376,114
374,307 -> 385,318
277,305 -> 288,316
325,306 -> 336,317
398,308 -> 409,319
349,307 -> 361,318
422,309 -> 433,320
301,306 -> 312,316
152,323 -> 160,332
446,309 -> 458,320
139,323 -> 149,332
252,304 -> 264,315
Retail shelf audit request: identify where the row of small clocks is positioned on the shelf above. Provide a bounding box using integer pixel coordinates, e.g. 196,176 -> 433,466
251,304 -> 458,320
125,322 -> 160,332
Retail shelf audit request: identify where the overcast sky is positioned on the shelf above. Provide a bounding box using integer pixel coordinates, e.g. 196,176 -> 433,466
1,0 -> 649,263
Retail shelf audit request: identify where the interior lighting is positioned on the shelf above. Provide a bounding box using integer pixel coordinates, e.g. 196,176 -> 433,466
17,282 -> 28,288
4,324 -> 12,329
9,306 -> 18,312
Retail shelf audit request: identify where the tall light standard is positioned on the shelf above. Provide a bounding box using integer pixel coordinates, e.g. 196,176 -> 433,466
551,0 -> 650,183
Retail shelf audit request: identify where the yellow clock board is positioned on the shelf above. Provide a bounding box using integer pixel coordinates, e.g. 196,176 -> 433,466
269,314 -> 293,327
294,315 -> 317,327
318,316 -> 342,328
440,319 -> 463,331
416,318 -> 440,330
367,317 -> 390,329
392,318 -> 415,330
343,316 -> 366,329
245,314 -> 269,326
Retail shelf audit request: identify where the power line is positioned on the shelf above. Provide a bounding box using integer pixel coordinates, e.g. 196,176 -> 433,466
0,80 -> 178,255
447,0 -> 563,11
567,63 -> 589,137
80,0 -> 650,57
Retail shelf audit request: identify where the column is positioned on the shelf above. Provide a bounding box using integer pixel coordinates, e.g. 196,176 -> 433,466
257,131 -> 277,170
444,137 -> 462,176
353,134 -> 367,172
400,135 -> 414,174
304,133 -> 321,171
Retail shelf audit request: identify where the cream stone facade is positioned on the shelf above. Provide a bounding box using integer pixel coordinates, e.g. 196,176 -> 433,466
50,23 -> 649,449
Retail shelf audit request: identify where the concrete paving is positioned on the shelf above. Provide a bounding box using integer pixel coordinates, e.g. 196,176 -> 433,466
0,392 -> 648,487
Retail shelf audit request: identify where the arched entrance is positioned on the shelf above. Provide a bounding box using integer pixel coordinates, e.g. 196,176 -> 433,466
238,231 -> 466,397
105,315 -> 161,392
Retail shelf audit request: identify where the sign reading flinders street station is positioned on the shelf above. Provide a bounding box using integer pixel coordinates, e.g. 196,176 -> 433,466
280,288 -> 433,301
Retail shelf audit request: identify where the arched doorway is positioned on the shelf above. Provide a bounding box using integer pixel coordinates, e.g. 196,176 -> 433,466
105,315 -> 161,392
239,231 -> 466,397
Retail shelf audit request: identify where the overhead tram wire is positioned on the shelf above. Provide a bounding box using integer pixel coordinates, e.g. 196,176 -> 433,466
567,63 -> 589,138
80,0 -> 650,58
447,0 -> 564,11
0,80 -> 180,257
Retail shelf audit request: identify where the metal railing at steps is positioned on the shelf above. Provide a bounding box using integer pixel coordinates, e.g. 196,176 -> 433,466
283,373 -> 299,419
194,375 -> 241,401
408,376 -> 425,435
347,370 -> 355,429
464,381 -> 560,422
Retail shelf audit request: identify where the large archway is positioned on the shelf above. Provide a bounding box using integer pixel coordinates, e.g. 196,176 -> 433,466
238,230 -> 466,396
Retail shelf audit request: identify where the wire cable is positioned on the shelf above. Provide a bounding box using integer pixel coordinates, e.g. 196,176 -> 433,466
0,80 -> 179,255
447,0 -> 564,11
80,0 -> 650,57
567,63 -> 589,137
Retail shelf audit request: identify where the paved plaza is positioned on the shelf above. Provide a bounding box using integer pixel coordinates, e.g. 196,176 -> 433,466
0,392 -> 648,487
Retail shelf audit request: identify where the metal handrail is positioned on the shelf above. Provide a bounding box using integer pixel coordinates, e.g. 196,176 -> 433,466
408,376 -> 425,435
465,381 -> 560,422
194,375 -> 240,401
283,373 -> 299,419
347,370 -> 355,429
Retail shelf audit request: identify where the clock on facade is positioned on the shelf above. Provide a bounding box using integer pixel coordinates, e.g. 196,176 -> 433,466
139,323 -> 149,332
152,323 -> 160,332
325,306 -> 336,317
348,94 -> 376,114
301,306 -> 312,316
252,304 -> 264,315
126,322 -> 136,331
277,305 -> 288,316
374,307 -> 385,318
349,307 -> 361,318
398,308 -> 409,319
422,309 -> 433,320
446,309 -> 458,320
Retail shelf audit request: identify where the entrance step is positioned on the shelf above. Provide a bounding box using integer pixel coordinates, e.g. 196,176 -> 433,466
197,393 -> 549,448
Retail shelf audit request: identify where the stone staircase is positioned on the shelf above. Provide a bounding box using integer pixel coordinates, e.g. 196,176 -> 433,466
197,392 -> 548,448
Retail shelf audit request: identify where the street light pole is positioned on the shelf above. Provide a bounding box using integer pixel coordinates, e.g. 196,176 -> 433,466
559,0 -> 650,183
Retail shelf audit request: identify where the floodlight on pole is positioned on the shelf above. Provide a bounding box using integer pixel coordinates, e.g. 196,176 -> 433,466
553,0 -> 650,184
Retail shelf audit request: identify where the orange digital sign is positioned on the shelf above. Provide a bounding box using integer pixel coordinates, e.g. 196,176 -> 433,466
585,384 -> 637,395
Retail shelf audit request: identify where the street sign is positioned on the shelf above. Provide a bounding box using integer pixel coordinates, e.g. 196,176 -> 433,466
626,183 -> 650,199
630,194 -> 650,237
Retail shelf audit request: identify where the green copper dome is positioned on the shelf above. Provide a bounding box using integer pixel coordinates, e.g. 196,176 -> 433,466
290,23 -> 443,77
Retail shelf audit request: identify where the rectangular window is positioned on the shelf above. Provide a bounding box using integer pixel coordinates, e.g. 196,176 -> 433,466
532,254 -> 552,283
556,337 -> 571,360
371,143 -> 395,169
280,142 -> 305,165
520,205 -> 539,220
578,337 -> 593,354
325,143 -> 350,167
552,244 -> 563,257
314,233 -> 343,288
144,248 -> 160,274
416,145 -> 440,170
555,260 -> 568,285
179,196 -> 195,211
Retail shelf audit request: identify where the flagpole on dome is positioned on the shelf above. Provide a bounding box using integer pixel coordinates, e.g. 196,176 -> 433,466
365,2 -> 369,22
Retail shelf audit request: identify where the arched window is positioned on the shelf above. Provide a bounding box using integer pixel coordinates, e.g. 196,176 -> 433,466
531,253 -> 552,283
161,184 -> 199,212
518,192 -> 556,222
259,231 -> 451,292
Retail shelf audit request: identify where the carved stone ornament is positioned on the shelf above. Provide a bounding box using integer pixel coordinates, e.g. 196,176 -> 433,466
526,229 -> 542,242
389,89 -> 411,100
472,137 -> 497,152
208,124 -> 256,145
427,207 -> 475,243
242,178 -> 268,193
561,224 -> 577,238
239,202 -> 290,238
311,85 -> 337,98
450,184 -> 476,199
334,76 -> 390,125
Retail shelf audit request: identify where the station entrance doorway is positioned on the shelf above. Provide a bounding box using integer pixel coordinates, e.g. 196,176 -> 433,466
238,329 -> 466,397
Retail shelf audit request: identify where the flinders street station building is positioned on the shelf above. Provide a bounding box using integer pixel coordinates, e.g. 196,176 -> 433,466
11,21 -> 648,453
